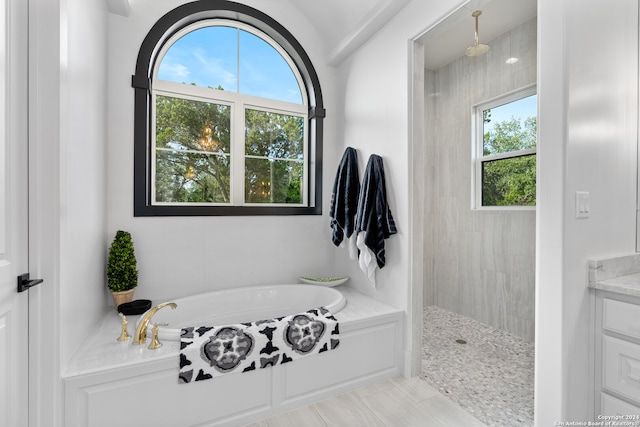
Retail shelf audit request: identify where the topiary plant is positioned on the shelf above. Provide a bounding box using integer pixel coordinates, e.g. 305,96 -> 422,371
107,230 -> 138,293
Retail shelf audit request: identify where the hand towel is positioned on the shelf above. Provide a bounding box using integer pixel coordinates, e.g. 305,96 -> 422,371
329,147 -> 360,259
354,155 -> 397,285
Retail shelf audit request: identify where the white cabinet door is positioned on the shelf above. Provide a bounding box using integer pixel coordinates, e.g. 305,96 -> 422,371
603,336 -> 640,405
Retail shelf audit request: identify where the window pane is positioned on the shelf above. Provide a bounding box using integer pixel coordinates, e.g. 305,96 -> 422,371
156,95 -> 231,153
239,31 -> 302,104
244,109 -> 304,204
245,109 -> 303,159
158,26 -> 238,91
155,95 -> 231,203
483,95 -> 537,156
155,150 -> 231,203
482,154 -> 536,206
245,158 -> 303,204
158,26 -> 303,104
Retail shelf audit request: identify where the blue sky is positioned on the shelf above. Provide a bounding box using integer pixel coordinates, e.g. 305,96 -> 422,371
158,26 -> 302,104
485,94 -> 537,132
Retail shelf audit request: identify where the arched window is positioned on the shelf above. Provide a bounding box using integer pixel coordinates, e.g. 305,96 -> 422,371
133,1 -> 324,216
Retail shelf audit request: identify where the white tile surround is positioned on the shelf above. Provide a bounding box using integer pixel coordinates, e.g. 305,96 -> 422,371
423,17 -> 537,342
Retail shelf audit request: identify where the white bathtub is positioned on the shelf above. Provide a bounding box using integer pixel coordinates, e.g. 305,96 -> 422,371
139,284 -> 347,341
64,287 -> 402,427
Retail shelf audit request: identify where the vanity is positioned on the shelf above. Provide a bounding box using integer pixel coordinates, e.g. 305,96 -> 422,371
589,254 -> 640,418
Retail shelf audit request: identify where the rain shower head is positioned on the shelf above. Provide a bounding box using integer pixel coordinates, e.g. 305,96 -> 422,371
466,44 -> 490,57
465,10 -> 489,57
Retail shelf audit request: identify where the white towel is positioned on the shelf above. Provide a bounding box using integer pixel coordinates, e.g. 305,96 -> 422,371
340,231 -> 359,261
356,232 -> 377,285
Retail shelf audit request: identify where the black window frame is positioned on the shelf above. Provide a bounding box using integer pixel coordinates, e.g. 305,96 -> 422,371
132,0 -> 325,216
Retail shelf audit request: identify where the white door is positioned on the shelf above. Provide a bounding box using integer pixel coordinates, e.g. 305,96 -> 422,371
0,0 -> 31,425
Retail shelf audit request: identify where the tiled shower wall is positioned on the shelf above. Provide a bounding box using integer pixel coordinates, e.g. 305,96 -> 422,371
423,18 -> 537,342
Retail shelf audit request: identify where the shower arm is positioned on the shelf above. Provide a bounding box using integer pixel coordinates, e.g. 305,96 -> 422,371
473,11 -> 481,47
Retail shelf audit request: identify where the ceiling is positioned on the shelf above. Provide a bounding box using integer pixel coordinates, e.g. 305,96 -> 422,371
110,0 -> 536,68
289,0 -> 536,69
417,0 -> 537,70
287,0 -> 387,50
288,0 -> 412,66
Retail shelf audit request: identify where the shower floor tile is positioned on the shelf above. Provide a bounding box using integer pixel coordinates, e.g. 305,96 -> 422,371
421,305 -> 535,427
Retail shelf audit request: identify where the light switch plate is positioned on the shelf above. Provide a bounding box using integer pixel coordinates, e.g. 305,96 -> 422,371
576,191 -> 590,219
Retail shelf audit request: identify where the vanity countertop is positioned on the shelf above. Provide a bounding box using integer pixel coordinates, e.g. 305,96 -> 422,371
589,272 -> 640,297
588,254 -> 640,297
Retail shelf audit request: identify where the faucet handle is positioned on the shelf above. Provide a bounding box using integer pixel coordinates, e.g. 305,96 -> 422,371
148,322 -> 168,350
117,313 -> 130,342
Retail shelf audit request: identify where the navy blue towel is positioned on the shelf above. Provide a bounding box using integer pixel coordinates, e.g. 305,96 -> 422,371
329,147 -> 360,247
355,155 -> 397,273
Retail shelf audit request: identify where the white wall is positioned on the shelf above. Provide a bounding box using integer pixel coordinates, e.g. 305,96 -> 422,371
564,0 -> 637,421
28,0 -> 63,423
59,0 -> 109,369
536,0 -> 638,423
331,0 -> 470,375
28,0 -> 109,425
534,0 -> 564,422
106,0 -> 339,302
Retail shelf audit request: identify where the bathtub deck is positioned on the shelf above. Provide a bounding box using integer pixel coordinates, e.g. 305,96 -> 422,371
63,286 -> 402,378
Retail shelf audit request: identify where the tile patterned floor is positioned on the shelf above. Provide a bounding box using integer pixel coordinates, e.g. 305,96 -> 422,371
420,305 -> 535,426
243,376 -> 485,427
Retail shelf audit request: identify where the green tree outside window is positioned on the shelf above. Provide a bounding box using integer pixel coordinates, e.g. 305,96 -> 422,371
478,92 -> 537,207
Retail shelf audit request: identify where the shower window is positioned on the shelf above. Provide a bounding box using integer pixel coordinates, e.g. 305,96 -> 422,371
132,2 -> 325,216
472,85 -> 537,209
